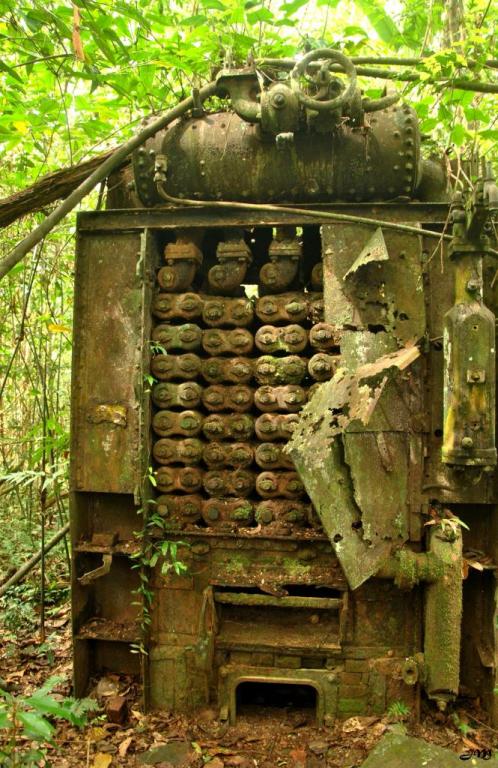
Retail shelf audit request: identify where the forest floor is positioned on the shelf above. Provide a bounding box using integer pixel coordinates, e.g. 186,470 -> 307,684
1,602 -> 497,767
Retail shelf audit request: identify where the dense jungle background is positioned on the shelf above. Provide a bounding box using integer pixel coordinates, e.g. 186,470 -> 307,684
0,0 -> 497,765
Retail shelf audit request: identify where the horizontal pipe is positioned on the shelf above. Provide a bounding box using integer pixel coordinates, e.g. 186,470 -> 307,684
259,59 -> 498,94
260,55 -> 498,71
214,592 -> 342,609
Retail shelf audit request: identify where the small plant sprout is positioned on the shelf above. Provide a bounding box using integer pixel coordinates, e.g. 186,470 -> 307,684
0,676 -> 98,767
387,700 -> 411,720
149,341 -> 167,356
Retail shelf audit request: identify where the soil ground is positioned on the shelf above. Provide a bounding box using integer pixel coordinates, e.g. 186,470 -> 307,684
1,604 -> 497,767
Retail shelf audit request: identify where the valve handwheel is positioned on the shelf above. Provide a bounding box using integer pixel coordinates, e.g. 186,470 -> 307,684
290,48 -> 357,113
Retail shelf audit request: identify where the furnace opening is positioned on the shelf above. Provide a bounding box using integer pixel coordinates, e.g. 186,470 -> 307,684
236,681 -> 317,718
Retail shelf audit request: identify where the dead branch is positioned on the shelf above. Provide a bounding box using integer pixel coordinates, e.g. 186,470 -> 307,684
0,149 -> 121,229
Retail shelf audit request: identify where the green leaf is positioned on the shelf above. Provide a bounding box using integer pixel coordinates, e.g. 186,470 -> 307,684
0,61 -> 24,84
421,118 -> 439,132
479,129 -> 498,140
200,0 -> 227,8
352,0 -> 401,44
450,124 -> 468,146
18,710 -> 54,741
26,693 -> 72,719
280,0 -> 309,15
247,7 -> 274,23
179,14 -> 208,26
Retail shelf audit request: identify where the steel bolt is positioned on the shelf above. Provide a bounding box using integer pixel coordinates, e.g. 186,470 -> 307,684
272,92 -> 287,108
287,480 -> 303,492
259,478 -> 276,491
232,389 -> 250,404
182,386 -> 198,401
206,305 -> 223,319
287,301 -> 304,315
206,391 -> 223,404
261,300 -> 277,314
259,363 -> 274,375
461,436 -> 474,448
260,508 -> 273,523
182,471 -> 197,488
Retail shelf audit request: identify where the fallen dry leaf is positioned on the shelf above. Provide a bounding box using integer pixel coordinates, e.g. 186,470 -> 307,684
92,753 -> 113,768
118,736 -> 133,757
205,758 -> 225,768
88,726 -> 109,742
72,4 -> 85,61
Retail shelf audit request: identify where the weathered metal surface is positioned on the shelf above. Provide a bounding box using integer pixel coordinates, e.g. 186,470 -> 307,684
202,297 -> 254,327
423,235 -> 497,504
255,324 -> 308,354
209,238 -> 252,294
309,322 -> 342,351
287,346 -> 420,589
152,409 -> 203,437
152,437 -> 203,465
156,466 -> 203,493
254,385 -> 307,412
71,231 -> 149,494
152,322 -> 202,351
157,237 -> 203,292
156,494 -> 202,524
424,528 -> 463,705
152,292 -> 202,321
151,353 -> 202,381
442,188 -> 497,468
202,384 -> 254,413
202,413 -> 255,441
256,472 -> 305,499
254,355 -> 307,385
202,498 -> 254,527
202,442 -> 253,469
255,413 -> 300,441
203,469 -> 254,497
255,500 -> 310,527
133,107 -> 422,205
152,382 -> 202,410
322,224 -> 426,346
202,328 -> 254,356
260,230 -> 301,292
77,204 -> 452,233
308,352 -> 339,381
201,357 -> 254,384
254,443 -> 294,470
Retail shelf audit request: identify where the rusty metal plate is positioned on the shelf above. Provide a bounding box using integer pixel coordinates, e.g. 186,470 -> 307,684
322,224 -> 426,347
71,230 -> 152,494
287,347 -> 418,589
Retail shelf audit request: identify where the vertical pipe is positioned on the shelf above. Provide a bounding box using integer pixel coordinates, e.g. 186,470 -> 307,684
424,527 -> 463,709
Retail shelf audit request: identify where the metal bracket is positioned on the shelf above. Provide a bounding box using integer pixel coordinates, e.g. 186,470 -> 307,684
78,554 -> 112,586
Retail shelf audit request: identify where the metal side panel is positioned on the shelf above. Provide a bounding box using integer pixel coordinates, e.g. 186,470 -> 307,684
71,228 -> 153,495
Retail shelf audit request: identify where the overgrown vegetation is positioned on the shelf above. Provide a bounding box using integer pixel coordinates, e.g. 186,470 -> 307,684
0,676 -> 98,766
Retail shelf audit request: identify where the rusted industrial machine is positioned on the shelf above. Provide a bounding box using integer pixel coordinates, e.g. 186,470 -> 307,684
70,49 -> 498,725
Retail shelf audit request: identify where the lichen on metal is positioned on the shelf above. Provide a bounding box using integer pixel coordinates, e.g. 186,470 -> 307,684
286,345 -> 420,589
